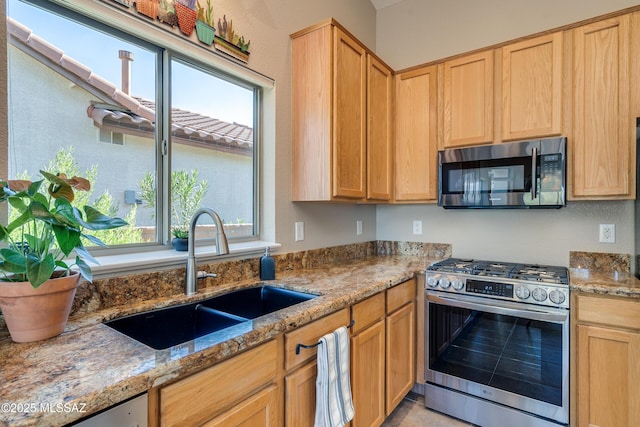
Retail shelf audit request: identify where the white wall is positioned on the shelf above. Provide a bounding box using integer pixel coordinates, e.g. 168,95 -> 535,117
377,202 -> 634,267
374,0 -> 639,267
376,0 -> 640,70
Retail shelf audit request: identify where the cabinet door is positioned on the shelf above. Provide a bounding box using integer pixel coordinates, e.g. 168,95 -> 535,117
160,340 -> 277,426
386,302 -> 415,414
367,55 -> 393,201
577,325 -> 640,427
285,362 -> 317,427
333,26 -> 367,199
351,320 -> 385,427
502,32 -> 563,140
203,385 -> 281,427
394,66 -> 438,201
571,15 -> 632,198
443,50 -> 494,148
291,24 -> 332,201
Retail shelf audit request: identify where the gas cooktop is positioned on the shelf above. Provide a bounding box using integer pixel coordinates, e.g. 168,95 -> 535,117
425,258 -> 570,308
427,258 -> 569,285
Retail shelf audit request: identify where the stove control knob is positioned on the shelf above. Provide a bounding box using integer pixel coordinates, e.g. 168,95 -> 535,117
532,287 -> 548,302
439,277 -> 451,289
426,275 -> 439,288
515,285 -> 531,300
549,290 -> 566,305
452,279 -> 465,291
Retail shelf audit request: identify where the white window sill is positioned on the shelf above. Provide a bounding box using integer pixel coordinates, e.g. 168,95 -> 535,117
88,241 -> 281,280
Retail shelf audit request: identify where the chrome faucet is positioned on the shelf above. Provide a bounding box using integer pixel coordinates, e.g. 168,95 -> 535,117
185,208 -> 230,295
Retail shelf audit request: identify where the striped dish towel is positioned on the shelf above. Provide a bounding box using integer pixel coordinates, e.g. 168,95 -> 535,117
314,326 -> 355,427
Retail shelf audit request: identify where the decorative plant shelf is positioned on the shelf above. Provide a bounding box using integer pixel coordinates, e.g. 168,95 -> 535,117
102,0 -> 251,63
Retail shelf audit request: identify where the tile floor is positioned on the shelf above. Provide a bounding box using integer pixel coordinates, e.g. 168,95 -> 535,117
382,392 -> 476,427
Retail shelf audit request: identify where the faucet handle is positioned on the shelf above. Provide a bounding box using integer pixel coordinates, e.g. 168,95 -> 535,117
196,271 -> 218,280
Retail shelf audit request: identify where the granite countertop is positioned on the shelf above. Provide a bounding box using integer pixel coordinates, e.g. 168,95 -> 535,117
569,267 -> 640,298
0,254 -> 426,427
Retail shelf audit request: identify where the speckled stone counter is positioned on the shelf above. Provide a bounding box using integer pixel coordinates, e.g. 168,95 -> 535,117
0,253 -> 435,427
569,268 -> 640,299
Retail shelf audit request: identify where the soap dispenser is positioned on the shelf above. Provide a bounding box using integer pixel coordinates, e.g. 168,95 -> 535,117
260,247 -> 275,280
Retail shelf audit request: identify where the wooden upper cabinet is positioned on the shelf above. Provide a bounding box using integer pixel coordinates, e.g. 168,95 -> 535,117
502,32 -> 563,140
291,22 -> 366,201
333,27 -> 367,199
571,14 -> 634,199
291,20 -> 389,202
291,23 -> 332,201
367,55 -> 394,201
394,66 -> 438,202
443,50 -> 494,148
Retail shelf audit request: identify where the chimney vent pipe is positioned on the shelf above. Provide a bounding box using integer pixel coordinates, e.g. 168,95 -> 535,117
118,50 -> 134,95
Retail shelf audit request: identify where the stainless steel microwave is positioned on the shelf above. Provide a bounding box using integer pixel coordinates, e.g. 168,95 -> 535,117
438,137 -> 566,208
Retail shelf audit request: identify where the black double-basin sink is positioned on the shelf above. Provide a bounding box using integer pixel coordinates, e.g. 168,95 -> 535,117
104,286 -> 317,350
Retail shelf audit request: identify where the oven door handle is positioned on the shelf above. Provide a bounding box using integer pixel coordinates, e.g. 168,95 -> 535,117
426,293 -> 568,323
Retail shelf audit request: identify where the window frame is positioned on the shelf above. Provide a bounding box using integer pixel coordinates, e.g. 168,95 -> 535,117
6,0 -> 264,257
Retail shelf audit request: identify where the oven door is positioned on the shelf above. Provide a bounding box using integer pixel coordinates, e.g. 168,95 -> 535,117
425,291 -> 569,424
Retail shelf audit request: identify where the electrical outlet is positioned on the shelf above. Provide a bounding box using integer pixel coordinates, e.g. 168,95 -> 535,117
413,220 -> 423,235
356,220 -> 363,236
599,224 -> 615,243
295,222 -> 305,241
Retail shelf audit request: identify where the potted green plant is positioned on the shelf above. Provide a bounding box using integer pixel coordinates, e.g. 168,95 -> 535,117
0,171 -> 127,342
195,0 -> 215,45
171,227 -> 189,251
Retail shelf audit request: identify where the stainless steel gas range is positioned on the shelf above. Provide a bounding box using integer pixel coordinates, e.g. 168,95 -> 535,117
423,258 -> 570,427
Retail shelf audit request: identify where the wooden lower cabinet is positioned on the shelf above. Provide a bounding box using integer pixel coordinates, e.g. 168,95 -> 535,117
155,340 -> 279,426
577,325 -> 640,427
202,385 -> 281,427
350,280 -> 417,427
385,280 -> 416,415
284,362 -> 317,427
351,318 -> 386,427
386,302 -> 415,413
574,293 -> 640,427
284,308 -> 351,426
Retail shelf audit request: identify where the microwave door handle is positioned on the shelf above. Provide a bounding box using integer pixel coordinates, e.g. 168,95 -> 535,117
531,146 -> 538,199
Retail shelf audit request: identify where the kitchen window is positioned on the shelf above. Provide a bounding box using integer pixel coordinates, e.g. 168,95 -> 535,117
5,0 -> 260,253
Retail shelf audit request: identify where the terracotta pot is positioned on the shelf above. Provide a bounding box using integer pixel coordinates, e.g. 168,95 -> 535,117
0,272 -> 80,343
175,2 -> 197,36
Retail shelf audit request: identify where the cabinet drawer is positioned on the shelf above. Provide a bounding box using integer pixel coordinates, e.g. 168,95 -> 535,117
160,340 -> 277,426
576,294 -> 640,330
387,279 -> 416,314
284,308 -> 350,371
351,292 -> 385,334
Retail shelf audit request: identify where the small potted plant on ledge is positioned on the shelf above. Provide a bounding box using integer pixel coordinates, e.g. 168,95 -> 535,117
171,227 -> 189,251
0,171 -> 127,343
195,0 -> 215,45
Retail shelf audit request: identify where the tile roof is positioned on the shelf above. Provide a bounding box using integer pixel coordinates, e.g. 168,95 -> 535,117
6,17 -> 253,152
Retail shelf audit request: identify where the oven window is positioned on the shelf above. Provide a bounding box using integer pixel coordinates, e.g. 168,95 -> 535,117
428,304 -> 563,406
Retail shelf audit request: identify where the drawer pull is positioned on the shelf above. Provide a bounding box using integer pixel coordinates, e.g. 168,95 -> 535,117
295,319 -> 355,354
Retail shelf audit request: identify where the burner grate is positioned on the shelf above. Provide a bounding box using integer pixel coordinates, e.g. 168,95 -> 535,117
428,258 -> 569,285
